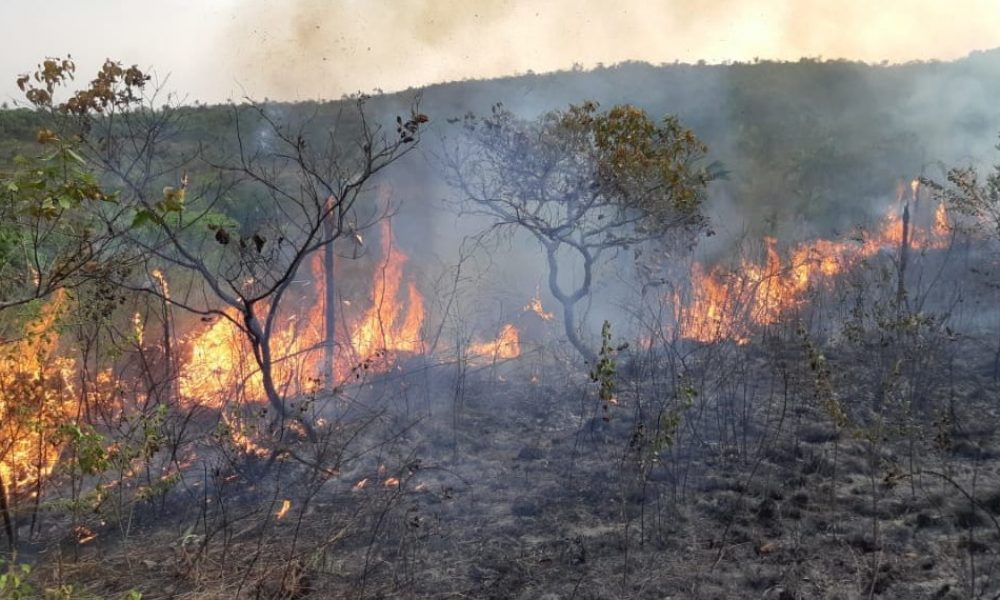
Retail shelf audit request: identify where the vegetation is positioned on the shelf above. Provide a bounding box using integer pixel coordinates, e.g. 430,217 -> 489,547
443,101 -> 717,362
2,52 -> 1000,597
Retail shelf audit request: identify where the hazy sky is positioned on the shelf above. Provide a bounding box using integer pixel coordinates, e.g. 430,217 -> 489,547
2,0 -> 999,104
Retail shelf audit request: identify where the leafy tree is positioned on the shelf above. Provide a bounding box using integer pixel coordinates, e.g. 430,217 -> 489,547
0,132 -> 120,313
936,144 -> 1000,240
443,101 -> 716,362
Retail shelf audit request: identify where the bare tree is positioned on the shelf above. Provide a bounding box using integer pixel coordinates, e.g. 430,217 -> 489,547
18,57 -> 427,433
443,101 -> 717,362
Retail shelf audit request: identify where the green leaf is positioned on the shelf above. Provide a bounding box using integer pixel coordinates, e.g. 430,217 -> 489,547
65,147 -> 86,165
131,210 -> 153,228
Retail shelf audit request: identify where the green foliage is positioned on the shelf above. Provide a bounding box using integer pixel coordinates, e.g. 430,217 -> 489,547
659,379 -> 696,449
589,321 -> 618,419
59,423 -> 108,476
0,556 -> 142,599
0,559 -> 32,600
561,101 -> 715,223
630,375 -> 696,476
463,100 -> 713,240
0,136 -> 116,312
51,405 -> 172,516
937,144 -> 1000,241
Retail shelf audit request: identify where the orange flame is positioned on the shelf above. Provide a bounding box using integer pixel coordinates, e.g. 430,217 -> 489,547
220,410 -> 269,457
468,323 -> 521,360
350,220 -> 425,361
276,499 -> 291,519
0,290 -> 76,495
525,290 -> 555,321
678,199 -> 951,343
934,201 -> 949,237
132,312 -> 144,345
179,219 -> 427,407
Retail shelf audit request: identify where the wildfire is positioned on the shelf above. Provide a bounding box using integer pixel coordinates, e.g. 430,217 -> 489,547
678,198 -> 951,343
350,220 -> 425,361
525,290 -> 555,321
150,269 -> 170,298
133,312 -> 144,345
179,219 -> 428,406
934,201 -> 949,237
179,312 -> 251,405
0,290 -> 76,496
468,323 -> 521,360
219,411 -> 269,457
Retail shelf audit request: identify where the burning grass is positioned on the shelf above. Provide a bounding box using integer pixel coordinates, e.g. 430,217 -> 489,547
675,191 -> 951,343
178,220 -> 527,411
0,290 -> 76,499
4,174 -> 997,599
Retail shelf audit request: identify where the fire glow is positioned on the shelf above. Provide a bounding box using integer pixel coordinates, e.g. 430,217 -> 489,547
0,181 -> 957,493
0,290 -> 76,496
178,220 -> 527,407
676,192 -> 951,344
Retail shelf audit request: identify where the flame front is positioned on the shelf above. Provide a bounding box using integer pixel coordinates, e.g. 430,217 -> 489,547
525,290 -> 555,321
678,198 -> 951,343
351,220 -> 425,361
0,290 -> 76,496
468,323 -> 521,360
179,219 -> 427,407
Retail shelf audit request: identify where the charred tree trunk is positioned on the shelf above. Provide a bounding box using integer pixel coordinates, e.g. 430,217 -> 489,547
249,315 -> 284,417
244,310 -> 315,440
561,299 -> 594,364
160,292 -> 175,403
257,335 -> 315,441
897,202 -> 910,309
0,473 -> 15,552
323,215 -> 337,390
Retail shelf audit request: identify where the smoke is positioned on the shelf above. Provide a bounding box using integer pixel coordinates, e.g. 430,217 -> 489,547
225,0 -> 1000,101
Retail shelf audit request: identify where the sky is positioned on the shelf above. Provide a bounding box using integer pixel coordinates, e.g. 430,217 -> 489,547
2,0 -> 999,104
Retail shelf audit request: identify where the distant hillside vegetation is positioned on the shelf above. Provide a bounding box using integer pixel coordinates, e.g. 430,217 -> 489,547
4,50 -> 1000,237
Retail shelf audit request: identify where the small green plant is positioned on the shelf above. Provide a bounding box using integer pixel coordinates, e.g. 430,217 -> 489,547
59,423 -> 109,477
0,558 -> 33,600
42,584 -> 74,599
590,320 -> 626,421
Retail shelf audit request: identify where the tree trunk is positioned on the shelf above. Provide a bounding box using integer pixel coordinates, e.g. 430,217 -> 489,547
0,472 -> 15,552
560,298 -> 597,365
253,327 -> 286,419
323,216 -> 337,390
243,310 -> 281,415
545,243 -> 597,364
256,332 -> 317,441
896,202 -> 910,309
160,292 -> 175,403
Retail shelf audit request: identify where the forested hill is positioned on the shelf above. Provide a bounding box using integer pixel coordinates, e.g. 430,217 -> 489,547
3,50 -> 1000,235
395,50 -> 1000,234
